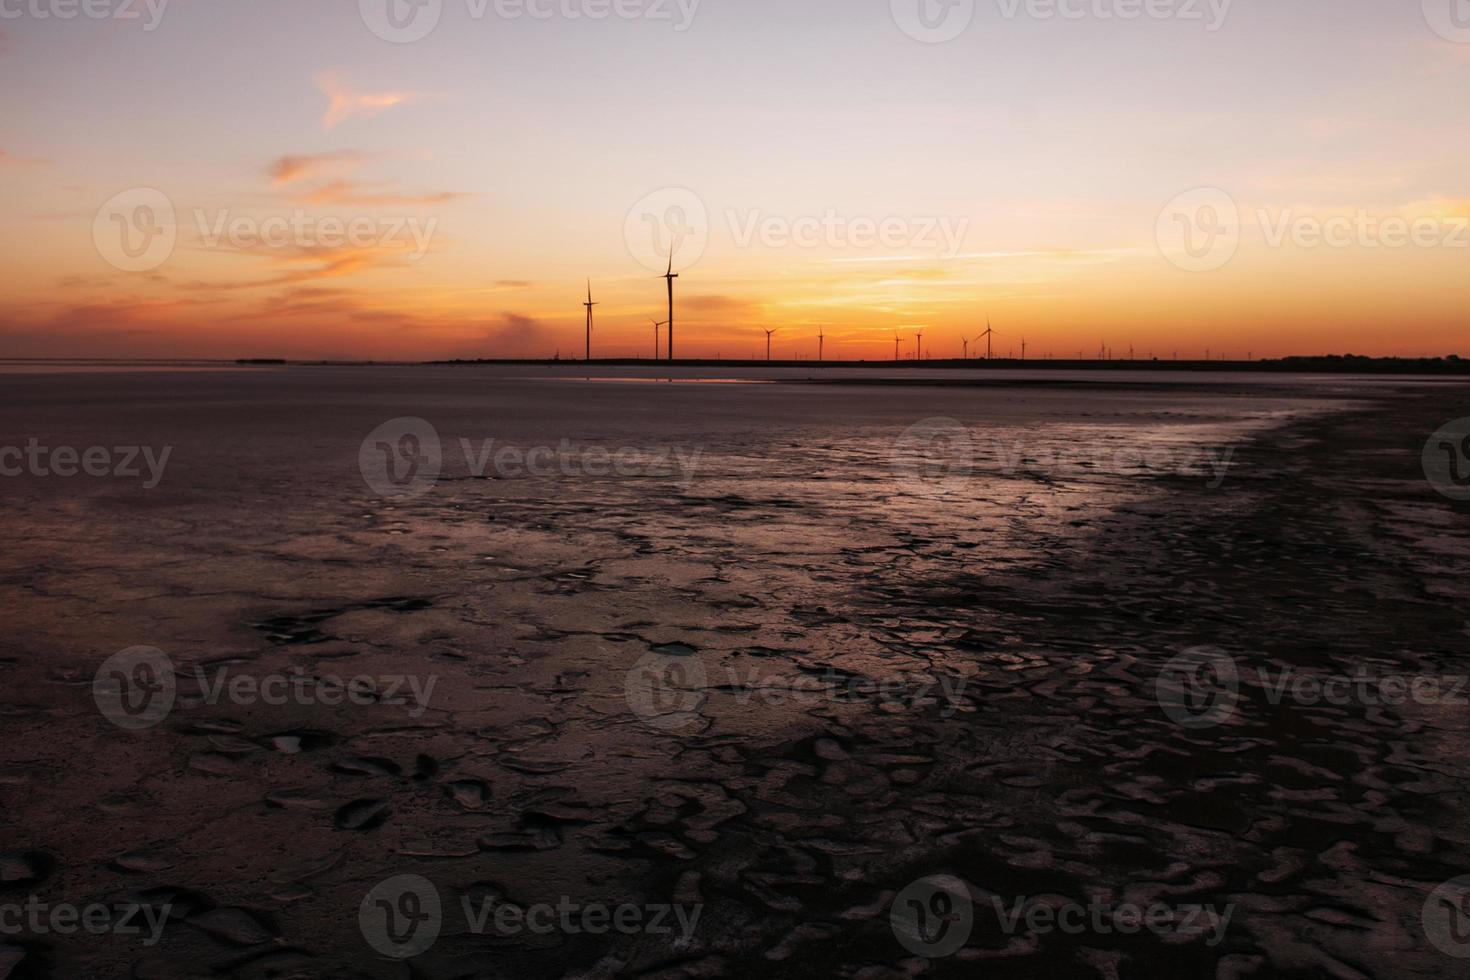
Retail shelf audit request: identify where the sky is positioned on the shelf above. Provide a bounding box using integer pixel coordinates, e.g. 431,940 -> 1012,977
0,0 -> 1467,361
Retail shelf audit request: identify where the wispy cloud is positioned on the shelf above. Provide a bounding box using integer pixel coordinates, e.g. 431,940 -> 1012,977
301,179 -> 469,207
266,151 -> 467,207
0,148 -> 51,169
195,243 -> 411,289
316,72 -> 418,131
826,249 -> 1134,264
268,151 -> 370,186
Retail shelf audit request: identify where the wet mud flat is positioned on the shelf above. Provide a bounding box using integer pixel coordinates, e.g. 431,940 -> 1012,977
0,368 -> 1467,979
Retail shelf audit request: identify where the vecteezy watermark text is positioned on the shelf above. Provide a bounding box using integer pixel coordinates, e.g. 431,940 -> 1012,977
0,898 -> 169,947
988,894 -> 1233,946
359,875 -> 700,959
194,666 -> 438,719
0,0 -> 168,30
359,417 -> 704,498
0,440 -> 170,488
890,0 -> 1231,43
725,209 -> 970,258
889,875 -> 1233,958
625,650 -> 970,733
359,0 -> 701,43
194,210 -> 438,262
1156,647 -> 1470,729
92,646 -> 438,730
1159,187 -> 1470,272
893,418 -> 1235,495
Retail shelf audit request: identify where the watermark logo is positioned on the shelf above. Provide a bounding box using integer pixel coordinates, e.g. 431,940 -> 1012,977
1155,646 -> 1239,729
360,0 -> 443,42
891,875 -> 973,957
891,0 -> 975,42
360,418 -> 442,498
359,875 -> 700,957
360,875 -> 442,959
93,188 -> 176,273
625,651 -> 707,733
1161,189 -> 1470,271
1424,0 -> 1470,43
625,187 -> 709,273
893,418 -> 974,495
95,649 -> 438,727
93,646 -> 176,731
892,422 -> 1236,493
1424,419 -> 1470,501
1157,187 -> 1240,272
625,653 -> 967,733
1425,876 -> 1470,958
360,422 -> 703,498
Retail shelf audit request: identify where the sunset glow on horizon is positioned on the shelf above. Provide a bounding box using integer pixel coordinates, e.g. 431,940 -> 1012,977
2,0 -> 1469,361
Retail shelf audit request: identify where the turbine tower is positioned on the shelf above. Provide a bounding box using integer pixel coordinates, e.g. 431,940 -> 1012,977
649,317 -> 667,361
764,327 -> 777,362
915,331 -> 923,361
662,249 -> 679,361
818,325 -> 825,362
583,280 -> 597,361
894,332 -> 901,362
1021,336 -> 1028,361
962,336 -> 970,359
979,318 -> 995,360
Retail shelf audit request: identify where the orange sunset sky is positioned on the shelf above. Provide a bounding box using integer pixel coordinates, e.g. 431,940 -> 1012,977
1,0 -> 1468,361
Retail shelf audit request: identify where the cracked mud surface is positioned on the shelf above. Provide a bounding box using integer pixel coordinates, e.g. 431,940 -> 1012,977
1,367 -> 1468,979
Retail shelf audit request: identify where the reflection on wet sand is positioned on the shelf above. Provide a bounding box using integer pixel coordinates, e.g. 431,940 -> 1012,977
0,367 -> 1466,978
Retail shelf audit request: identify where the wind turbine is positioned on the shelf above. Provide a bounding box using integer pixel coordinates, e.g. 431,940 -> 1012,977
662,248 -> 679,361
764,327 -> 777,362
817,325 -> 825,362
979,318 -> 995,360
915,330 -> 923,361
648,317 -> 667,360
962,336 -> 970,359
894,332 -> 901,362
1021,337 -> 1028,362
582,280 -> 597,361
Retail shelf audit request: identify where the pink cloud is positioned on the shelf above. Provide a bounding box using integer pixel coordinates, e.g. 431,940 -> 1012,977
316,72 -> 417,131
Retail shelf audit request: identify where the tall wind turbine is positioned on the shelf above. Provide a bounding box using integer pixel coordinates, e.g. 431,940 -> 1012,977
915,330 -> 924,361
764,327 -> 777,362
662,249 -> 679,361
1021,337 -> 1028,361
583,280 -> 597,361
817,325 -> 825,362
979,318 -> 995,360
962,336 -> 970,359
894,332 -> 902,362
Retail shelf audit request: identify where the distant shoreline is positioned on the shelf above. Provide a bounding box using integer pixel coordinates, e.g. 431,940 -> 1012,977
431,355 -> 1470,375
1,355 -> 1467,375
